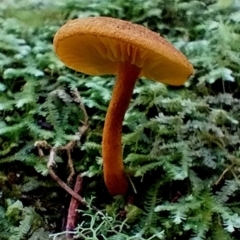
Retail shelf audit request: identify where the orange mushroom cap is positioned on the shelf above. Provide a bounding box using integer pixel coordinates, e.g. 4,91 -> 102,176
54,16 -> 194,86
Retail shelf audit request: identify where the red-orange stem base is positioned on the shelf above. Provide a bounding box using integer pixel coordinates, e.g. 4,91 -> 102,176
102,62 -> 141,196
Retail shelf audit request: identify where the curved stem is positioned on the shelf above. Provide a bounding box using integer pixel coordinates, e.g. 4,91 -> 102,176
102,62 -> 141,195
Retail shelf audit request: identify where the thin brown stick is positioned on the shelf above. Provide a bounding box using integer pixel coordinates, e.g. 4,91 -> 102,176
66,89 -> 89,182
66,175 -> 83,239
48,148 -> 85,204
72,88 -> 89,128
34,140 -> 52,157
48,147 -> 57,168
49,167 -> 85,204
59,141 -> 76,183
67,149 -> 75,183
34,145 -> 99,212
214,163 -> 235,185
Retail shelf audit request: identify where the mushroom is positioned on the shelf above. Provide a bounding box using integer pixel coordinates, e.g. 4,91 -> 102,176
53,17 -> 194,196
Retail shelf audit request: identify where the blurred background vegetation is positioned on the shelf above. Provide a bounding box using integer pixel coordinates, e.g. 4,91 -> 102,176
1,0 -> 240,239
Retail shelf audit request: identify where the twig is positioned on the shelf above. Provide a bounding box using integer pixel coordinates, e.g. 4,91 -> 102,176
48,147 -> 57,168
34,143 -> 86,204
35,145 -> 99,212
59,141 -> 76,183
48,148 -> 85,204
214,163 -> 235,185
128,176 -> 137,194
66,175 -> 83,239
49,167 -> 86,203
66,149 -> 75,183
72,88 -> 89,136
34,140 -> 52,157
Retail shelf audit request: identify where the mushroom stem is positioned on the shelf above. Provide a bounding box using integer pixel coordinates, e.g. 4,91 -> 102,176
102,62 -> 141,196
